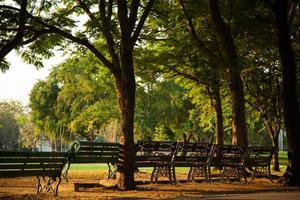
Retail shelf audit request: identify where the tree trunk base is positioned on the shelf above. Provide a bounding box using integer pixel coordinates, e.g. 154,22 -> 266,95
278,168 -> 300,187
117,172 -> 137,191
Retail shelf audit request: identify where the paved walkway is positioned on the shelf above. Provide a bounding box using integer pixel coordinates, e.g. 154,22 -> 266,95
200,191 -> 300,200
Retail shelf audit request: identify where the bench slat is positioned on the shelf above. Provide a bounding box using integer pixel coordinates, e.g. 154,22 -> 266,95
71,157 -> 118,163
0,151 -> 67,157
0,158 -> 66,163
74,151 -> 118,156
0,170 -> 61,178
79,141 -> 119,147
0,163 -> 64,170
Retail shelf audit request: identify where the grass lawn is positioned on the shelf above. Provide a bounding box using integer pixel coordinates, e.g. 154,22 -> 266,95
68,151 -> 289,173
69,163 -> 190,173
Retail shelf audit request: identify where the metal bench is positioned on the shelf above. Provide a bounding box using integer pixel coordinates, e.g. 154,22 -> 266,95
67,141 -> 119,191
68,141 -> 119,178
135,141 -> 178,184
209,144 -> 248,183
0,151 -> 67,196
245,146 -> 274,182
175,142 -> 214,182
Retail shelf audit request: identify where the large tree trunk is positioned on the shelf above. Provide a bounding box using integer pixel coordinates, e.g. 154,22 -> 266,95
271,134 -> 280,171
115,48 -> 136,190
208,0 -> 248,146
272,0 -> 300,186
209,81 -> 224,145
265,121 -> 280,171
228,69 -> 248,146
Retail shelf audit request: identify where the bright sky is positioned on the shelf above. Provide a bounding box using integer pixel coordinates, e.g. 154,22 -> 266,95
0,50 -> 65,106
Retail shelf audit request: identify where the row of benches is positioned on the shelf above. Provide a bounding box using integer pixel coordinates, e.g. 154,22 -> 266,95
0,141 -> 274,195
68,141 -> 274,185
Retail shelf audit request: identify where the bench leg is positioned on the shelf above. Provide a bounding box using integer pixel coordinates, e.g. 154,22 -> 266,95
54,176 -> 62,196
151,167 -> 157,183
36,176 -> 61,196
107,163 -> 117,179
268,165 -> 273,182
204,166 -> 209,183
188,167 -> 193,182
208,166 -> 213,183
251,167 -> 257,181
168,167 -> 173,184
242,168 -> 248,184
172,166 -> 177,185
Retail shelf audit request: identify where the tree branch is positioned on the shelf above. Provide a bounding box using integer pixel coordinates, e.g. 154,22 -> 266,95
20,29 -> 53,45
31,16 -> 115,73
131,0 -> 155,47
0,0 -> 28,62
179,0 -> 217,61
128,0 -> 140,34
117,0 -> 130,42
169,67 -> 205,85
99,0 -> 119,69
264,0 -> 275,12
107,0 -> 113,21
76,0 -> 101,27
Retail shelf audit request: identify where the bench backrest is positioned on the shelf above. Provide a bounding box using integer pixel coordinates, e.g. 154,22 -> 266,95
245,146 -> 274,167
69,141 -> 119,164
175,142 -> 214,167
0,151 -> 66,178
135,141 -> 178,167
210,144 -> 247,167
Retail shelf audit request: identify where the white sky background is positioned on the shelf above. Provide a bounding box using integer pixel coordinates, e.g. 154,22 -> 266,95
0,50 -> 65,106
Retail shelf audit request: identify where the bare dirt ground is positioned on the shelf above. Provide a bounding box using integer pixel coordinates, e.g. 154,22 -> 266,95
0,171 -> 299,200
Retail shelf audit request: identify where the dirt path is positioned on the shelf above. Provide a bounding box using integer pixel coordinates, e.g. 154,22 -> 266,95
0,171 -> 299,199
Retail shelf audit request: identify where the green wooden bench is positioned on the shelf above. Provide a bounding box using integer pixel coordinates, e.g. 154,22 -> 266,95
245,146 -> 274,182
67,141 -> 119,191
175,142 -> 214,182
135,141 -> 178,184
0,151 -> 67,196
209,144 -> 248,183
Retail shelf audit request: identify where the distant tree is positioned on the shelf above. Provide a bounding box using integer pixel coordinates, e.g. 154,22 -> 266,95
0,101 -> 27,150
243,62 -> 282,171
0,111 -> 19,150
30,54 -> 119,142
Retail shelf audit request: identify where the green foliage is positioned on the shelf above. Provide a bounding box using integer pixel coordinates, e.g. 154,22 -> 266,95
135,78 -> 192,141
30,51 -> 118,141
0,111 -> 19,150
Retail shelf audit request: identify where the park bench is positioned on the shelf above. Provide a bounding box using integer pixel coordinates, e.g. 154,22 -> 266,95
174,142 -> 214,182
209,144 -> 248,183
245,146 -> 274,182
67,141 -> 119,191
135,141 -> 178,184
0,151 -> 67,196
68,141 -> 119,179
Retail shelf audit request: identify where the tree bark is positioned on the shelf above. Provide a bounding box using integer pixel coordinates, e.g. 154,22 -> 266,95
228,69 -> 248,146
208,82 -> 224,145
271,134 -> 280,171
271,0 -> 300,186
115,46 -> 136,190
208,0 -> 248,146
265,120 -> 280,171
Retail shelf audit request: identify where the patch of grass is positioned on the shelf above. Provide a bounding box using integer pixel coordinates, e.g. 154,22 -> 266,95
279,151 -> 287,163
68,151 -> 289,172
69,163 -> 109,171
